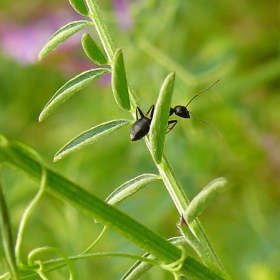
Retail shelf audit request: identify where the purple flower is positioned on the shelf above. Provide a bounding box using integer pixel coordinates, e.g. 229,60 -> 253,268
113,0 -> 134,30
0,10 -> 82,65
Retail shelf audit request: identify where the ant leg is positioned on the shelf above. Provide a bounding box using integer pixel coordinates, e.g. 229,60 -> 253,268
146,105 -> 155,118
166,120 -> 177,134
136,107 -> 145,120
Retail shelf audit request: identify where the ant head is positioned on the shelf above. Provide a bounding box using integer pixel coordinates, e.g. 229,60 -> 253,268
173,106 -> 190,119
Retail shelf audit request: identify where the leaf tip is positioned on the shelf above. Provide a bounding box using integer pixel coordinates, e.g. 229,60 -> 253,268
38,49 -> 47,61
214,177 -> 227,187
38,111 -> 45,122
53,155 -> 61,162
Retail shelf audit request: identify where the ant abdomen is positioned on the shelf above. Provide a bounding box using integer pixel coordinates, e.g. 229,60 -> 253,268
130,106 -> 154,141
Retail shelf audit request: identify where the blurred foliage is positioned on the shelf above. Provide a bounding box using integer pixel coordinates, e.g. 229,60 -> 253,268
0,0 -> 280,279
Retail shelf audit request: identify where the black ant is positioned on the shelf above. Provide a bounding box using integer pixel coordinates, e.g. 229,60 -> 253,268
130,105 -> 177,141
130,79 -> 221,141
167,79 -> 222,137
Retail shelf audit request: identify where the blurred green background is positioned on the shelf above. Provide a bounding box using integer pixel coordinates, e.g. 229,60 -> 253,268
1,0 -> 280,279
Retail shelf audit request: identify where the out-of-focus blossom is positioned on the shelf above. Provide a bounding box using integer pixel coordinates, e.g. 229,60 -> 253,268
0,10 -> 83,65
0,3 -> 130,83
113,0 -> 134,30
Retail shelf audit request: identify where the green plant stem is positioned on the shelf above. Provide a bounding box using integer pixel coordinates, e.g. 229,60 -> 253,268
27,247 -> 74,280
21,252 -> 160,280
85,0 -> 138,109
81,226 -> 107,254
85,0 -> 228,277
85,0 -> 115,61
14,148 -> 47,267
0,137 -> 224,280
0,175 -> 19,280
154,151 -> 227,278
158,155 -> 189,212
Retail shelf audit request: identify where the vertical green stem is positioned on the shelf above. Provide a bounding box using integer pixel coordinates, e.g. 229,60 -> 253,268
158,155 -> 189,212
156,152 -> 227,278
0,174 -> 20,279
85,0 -> 138,108
85,0 -> 115,60
85,0 -> 228,277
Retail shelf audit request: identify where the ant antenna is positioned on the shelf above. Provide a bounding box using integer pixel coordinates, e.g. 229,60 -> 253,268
189,111 -> 223,138
186,79 -> 220,107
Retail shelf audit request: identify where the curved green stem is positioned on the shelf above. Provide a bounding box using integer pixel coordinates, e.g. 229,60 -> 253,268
81,226 -> 107,254
14,146 -> 47,266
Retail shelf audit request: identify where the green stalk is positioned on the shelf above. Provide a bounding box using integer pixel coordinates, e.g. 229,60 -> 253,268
83,0 -> 228,277
85,0 -> 115,61
0,178 -> 19,279
0,136 -> 224,280
85,0 -> 138,108
150,147 -> 228,278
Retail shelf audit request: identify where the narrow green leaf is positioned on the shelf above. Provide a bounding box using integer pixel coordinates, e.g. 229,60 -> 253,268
111,48 -> 131,111
82,33 -> 108,65
39,68 -> 110,121
69,0 -> 88,16
106,174 -> 160,206
150,72 -> 175,164
38,20 -> 92,60
0,136 -> 225,280
0,182 -> 19,279
184,178 -> 227,223
54,119 -> 131,161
